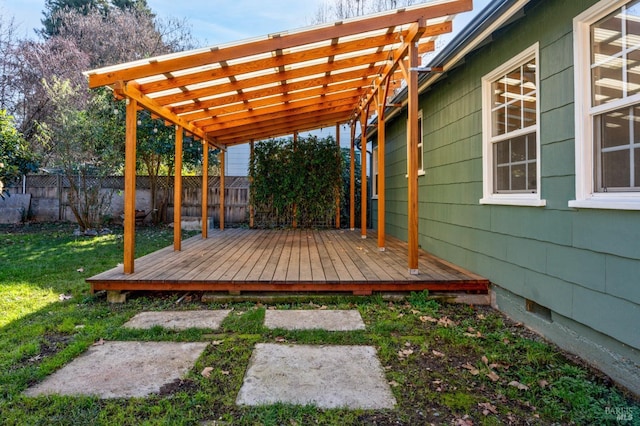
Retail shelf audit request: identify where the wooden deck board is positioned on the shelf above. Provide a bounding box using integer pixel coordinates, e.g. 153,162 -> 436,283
87,229 -> 490,294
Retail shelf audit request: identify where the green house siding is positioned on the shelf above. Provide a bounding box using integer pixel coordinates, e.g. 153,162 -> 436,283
376,0 -> 640,368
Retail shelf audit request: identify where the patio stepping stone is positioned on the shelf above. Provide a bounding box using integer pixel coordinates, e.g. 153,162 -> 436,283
123,310 -> 231,330
23,341 -> 208,398
263,309 -> 365,331
236,343 -> 396,409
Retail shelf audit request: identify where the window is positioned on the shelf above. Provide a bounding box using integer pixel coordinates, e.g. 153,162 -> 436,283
407,109 -> 425,177
572,0 -> 640,209
481,44 -> 544,206
372,146 -> 379,198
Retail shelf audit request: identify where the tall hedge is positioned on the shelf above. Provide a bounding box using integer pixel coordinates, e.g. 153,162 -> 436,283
249,135 -> 344,228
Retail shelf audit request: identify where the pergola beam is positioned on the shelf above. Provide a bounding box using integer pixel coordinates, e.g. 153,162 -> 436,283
215,112 -> 352,145
114,81 -> 223,150
200,95 -> 361,133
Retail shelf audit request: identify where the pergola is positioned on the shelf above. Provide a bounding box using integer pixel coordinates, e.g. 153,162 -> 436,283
84,0 -> 472,276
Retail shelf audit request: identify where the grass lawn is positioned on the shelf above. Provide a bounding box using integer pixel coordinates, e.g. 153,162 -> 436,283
0,223 -> 638,425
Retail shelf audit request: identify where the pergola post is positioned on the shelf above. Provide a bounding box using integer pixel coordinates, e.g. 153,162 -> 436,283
123,98 -> 137,274
174,126 -> 183,251
360,110 -> 368,239
292,132 -> 298,229
335,123 -> 341,229
219,150 -> 225,230
201,141 -> 209,239
407,40 -> 420,274
377,85 -> 387,251
249,140 -> 255,229
350,124 -> 356,231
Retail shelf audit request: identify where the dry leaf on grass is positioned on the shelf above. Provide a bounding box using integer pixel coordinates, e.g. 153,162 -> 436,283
201,367 -> 214,378
420,315 -> 438,323
398,348 -> 414,359
388,380 -> 400,387
92,338 -> 105,346
478,402 -> 498,415
221,370 -> 230,375
481,355 -> 489,365
432,350 -> 445,358
508,380 -> 529,390
462,363 -> 480,375
211,340 -> 224,346
76,267 -> 84,273
486,371 -> 500,382
538,379 -> 549,388
437,317 -> 456,327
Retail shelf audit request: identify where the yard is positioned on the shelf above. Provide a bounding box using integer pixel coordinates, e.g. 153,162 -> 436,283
0,223 -> 638,425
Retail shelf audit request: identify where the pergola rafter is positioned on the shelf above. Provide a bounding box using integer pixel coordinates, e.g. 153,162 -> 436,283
84,0 -> 471,275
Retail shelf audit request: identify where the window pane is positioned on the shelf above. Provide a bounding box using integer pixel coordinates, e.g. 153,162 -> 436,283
511,134 -> 527,162
522,59 -> 536,92
634,106 -> 640,143
592,9 -> 622,60
495,140 -> 510,165
492,106 -> 506,136
528,162 -> 537,191
505,69 -> 522,98
496,165 -> 510,191
511,164 -> 527,191
506,102 -> 521,132
627,48 -> 640,97
592,61 -> 624,106
635,148 -> 640,187
602,149 -> 631,188
492,80 -> 505,107
626,1 -> 640,50
527,133 -> 537,160
600,108 -> 630,148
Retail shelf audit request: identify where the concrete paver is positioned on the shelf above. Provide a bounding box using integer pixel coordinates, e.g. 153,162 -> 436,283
236,343 -> 396,409
264,309 -> 365,331
123,310 -> 231,330
23,341 -> 208,398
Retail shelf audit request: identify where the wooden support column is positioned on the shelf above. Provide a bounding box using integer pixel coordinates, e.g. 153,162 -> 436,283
249,140 -> 255,229
219,150 -> 225,230
335,123 -> 341,229
123,98 -> 137,274
407,40 -> 420,274
350,124 -> 356,231
292,132 -> 298,229
174,126 -> 183,251
201,141 -> 209,239
377,84 -> 388,252
360,110 -> 368,239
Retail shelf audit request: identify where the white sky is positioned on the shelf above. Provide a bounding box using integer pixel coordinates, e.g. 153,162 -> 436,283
0,0 -> 490,46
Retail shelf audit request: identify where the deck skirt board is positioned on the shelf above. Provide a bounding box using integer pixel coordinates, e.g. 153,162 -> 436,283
87,229 -> 489,294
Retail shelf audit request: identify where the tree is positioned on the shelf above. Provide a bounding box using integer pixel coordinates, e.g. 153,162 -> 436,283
40,0 -> 154,38
53,7 -> 194,69
36,77 -> 123,229
311,0 -> 422,23
0,110 -> 38,197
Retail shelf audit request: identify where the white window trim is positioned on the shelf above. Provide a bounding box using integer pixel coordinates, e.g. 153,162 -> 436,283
571,0 -> 640,210
406,109 -> 426,178
480,43 -> 546,207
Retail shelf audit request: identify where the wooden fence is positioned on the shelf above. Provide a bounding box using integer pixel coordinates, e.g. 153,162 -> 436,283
4,175 -> 249,225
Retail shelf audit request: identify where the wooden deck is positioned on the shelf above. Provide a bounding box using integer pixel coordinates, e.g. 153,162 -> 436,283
87,229 -> 489,295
